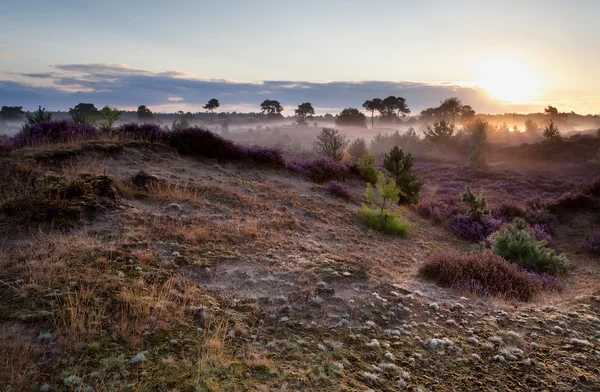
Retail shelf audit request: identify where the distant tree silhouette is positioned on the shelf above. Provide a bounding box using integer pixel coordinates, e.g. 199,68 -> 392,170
544,105 -> 559,117
543,120 -> 562,142
203,98 -> 220,121
460,105 -> 476,123
439,97 -> 463,125
424,119 -> 455,143
525,119 -> 540,133
335,108 -> 367,128
69,103 -> 101,122
0,106 -> 25,120
137,105 -> 154,121
378,96 -> 410,123
362,98 -> 383,128
100,106 -> 122,129
260,99 -> 284,120
295,102 -> 315,124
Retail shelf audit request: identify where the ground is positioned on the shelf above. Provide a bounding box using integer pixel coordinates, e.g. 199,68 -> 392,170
0,140 -> 599,391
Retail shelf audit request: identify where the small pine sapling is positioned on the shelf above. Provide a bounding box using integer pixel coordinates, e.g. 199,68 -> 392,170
357,152 -> 379,183
461,186 -> 488,221
382,146 -> 425,204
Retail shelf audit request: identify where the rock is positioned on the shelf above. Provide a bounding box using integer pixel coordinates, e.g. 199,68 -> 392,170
165,203 -> 182,212
384,352 -> 395,360
366,339 -> 380,348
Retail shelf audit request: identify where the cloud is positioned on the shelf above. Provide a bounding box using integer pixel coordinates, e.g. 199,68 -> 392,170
0,62 -> 560,114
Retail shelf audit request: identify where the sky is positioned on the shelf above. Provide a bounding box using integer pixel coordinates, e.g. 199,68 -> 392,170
1,0 -> 599,114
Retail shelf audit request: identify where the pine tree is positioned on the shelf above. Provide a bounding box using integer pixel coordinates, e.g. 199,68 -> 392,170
382,146 -> 425,204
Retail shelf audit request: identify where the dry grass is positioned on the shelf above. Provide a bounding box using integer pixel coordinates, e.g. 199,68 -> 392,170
0,323 -> 37,389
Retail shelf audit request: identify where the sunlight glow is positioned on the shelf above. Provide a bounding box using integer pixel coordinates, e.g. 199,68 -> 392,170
477,56 -> 541,104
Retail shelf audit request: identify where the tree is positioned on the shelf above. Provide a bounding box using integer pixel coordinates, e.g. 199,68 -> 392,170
100,106 -> 122,129
260,99 -> 283,120
24,106 -> 52,125
424,119 -> 455,143
466,119 -> 488,168
544,105 -> 559,117
347,137 -> 368,160
378,96 -> 410,123
0,106 -> 25,120
335,108 -> 367,128
362,98 -> 383,128
137,105 -> 154,121
383,146 -> 425,205
313,127 -> 349,161
460,105 -> 476,123
365,173 -> 400,216
203,98 -> 220,121
295,102 -> 315,124
543,120 -> 562,142
439,97 -> 463,125
69,103 -> 101,122
525,119 -> 539,133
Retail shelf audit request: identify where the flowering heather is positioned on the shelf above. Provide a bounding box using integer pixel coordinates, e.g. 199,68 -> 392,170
583,230 -> 600,255
12,120 -> 98,148
238,145 -> 286,166
449,213 -> 503,242
286,157 -> 349,183
328,180 -> 350,199
419,250 -> 549,301
554,188 -> 594,209
0,135 -> 12,154
416,197 -> 463,223
115,123 -> 166,143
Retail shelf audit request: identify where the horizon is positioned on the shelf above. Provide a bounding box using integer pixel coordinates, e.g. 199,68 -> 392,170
1,0 -> 600,115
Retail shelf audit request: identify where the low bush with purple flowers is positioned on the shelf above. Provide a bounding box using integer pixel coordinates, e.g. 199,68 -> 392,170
419,250 -> 563,301
328,180 -> 350,199
285,157 -> 349,183
583,230 -> 600,255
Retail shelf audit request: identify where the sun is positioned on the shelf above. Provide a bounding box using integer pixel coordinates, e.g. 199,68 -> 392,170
477,56 -> 540,103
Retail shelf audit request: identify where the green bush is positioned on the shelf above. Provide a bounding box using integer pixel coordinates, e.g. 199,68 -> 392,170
358,206 -> 409,236
461,186 -> 488,220
382,146 -> 425,205
489,218 -> 568,275
357,153 -> 379,183
359,173 -> 409,236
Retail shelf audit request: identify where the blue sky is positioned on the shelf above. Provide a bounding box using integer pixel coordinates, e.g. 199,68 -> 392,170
1,0 -> 599,114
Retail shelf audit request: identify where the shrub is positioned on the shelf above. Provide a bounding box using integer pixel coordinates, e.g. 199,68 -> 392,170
335,108 -> 367,128
489,218 -> 568,275
424,119 -> 454,144
0,135 -> 13,154
115,123 -> 166,143
12,120 -> 98,148
543,120 -> 562,142
239,145 -> 286,166
466,119 -> 488,168
313,127 -> 349,161
328,180 -> 350,199
416,197 -> 463,223
358,173 -> 409,236
357,153 -> 379,183
24,105 -> 52,127
583,230 -> 600,255
419,250 -> 554,301
358,206 -> 409,236
286,157 -> 349,183
449,213 -> 502,242
461,186 -> 488,220
382,146 -> 425,205
347,137 -> 368,160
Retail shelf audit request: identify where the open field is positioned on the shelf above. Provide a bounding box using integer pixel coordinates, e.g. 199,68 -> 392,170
0,125 -> 599,391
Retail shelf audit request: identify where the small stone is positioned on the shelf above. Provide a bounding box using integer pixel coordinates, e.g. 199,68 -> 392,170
366,339 -> 380,348
384,352 -> 395,360
492,354 -> 506,362
429,303 -> 439,311
471,354 -> 481,362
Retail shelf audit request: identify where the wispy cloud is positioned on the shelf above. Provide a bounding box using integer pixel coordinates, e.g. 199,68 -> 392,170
0,62 -> 567,113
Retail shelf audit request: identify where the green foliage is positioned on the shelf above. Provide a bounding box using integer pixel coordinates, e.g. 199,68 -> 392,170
71,112 -> 97,125
424,119 -> 455,143
137,105 -> 154,121
543,120 -> 562,142
100,106 -> 122,129
382,146 -> 425,204
489,218 -> 569,275
313,127 -> 349,161
365,173 -> 400,212
358,206 -> 409,236
461,186 -> 488,220
295,102 -> 315,119
357,153 -> 379,183
25,106 -> 52,125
